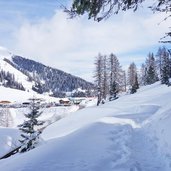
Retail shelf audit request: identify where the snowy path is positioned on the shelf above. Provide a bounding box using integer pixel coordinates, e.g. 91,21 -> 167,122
128,129 -> 165,171
1,82 -> 171,171
105,112 -> 167,171
0,114 -> 168,171
1,107 -> 168,171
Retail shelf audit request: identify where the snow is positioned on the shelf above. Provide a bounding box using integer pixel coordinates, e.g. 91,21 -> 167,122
0,58 -> 35,91
0,127 -> 20,157
11,105 -> 79,127
0,46 -> 34,91
79,97 -> 97,107
0,86 -> 60,103
1,82 -> 171,170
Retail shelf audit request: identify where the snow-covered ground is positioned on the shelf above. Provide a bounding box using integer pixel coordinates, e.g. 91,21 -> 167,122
0,127 -> 20,157
0,105 -> 79,158
1,82 -> 171,170
0,86 -> 61,103
11,105 -> 79,127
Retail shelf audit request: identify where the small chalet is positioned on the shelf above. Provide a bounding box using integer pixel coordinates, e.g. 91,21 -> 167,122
59,99 -> 71,106
0,100 -> 11,104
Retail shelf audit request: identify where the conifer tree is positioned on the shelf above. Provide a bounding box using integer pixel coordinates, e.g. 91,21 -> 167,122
160,47 -> 170,85
109,80 -> 119,99
18,98 -> 44,153
108,53 -> 123,96
145,53 -> 158,85
127,62 -> 139,94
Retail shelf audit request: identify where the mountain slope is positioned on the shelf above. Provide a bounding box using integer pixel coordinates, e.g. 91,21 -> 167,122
11,55 -> 94,97
0,47 -> 94,97
0,48 -> 35,91
1,82 -> 171,170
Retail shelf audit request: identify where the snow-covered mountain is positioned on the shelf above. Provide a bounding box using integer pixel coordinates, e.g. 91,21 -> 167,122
0,47 -> 34,92
0,47 -> 94,97
1,82 -> 171,170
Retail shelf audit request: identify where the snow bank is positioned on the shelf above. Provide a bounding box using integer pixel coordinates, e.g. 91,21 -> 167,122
0,128 -> 20,157
79,97 -> 97,107
1,81 -> 171,170
0,122 -> 133,171
42,83 -> 166,140
10,105 -> 79,127
144,103 -> 171,169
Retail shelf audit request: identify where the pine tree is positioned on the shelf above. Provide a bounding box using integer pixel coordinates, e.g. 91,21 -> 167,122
127,62 -> 136,87
0,71 -> 3,83
145,53 -> 158,85
127,62 -> 139,94
108,53 -> 123,96
161,47 -> 170,85
109,80 -> 119,100
18,98 -> 44,153
134,73 -> 139,89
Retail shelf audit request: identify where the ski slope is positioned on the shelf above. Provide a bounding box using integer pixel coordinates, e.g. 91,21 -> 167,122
1,82 -> 171,170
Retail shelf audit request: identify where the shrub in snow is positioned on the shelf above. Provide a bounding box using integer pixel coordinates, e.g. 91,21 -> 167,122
18,98 -> 44,153
130,85 -> 137,94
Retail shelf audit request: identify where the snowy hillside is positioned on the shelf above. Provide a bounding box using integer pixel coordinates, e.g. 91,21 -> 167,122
0,46 -> 35,91
1,82 -> 171,170
0,86 -> 59,103
0,46 -> 94,97
11,55 -> 94,96
0,59 -> 34,91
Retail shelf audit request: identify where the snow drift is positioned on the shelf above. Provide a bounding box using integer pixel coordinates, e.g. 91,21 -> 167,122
1,82 -> 171,171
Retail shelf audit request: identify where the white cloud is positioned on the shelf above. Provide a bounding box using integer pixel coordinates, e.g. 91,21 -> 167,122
12,9 -> 170,82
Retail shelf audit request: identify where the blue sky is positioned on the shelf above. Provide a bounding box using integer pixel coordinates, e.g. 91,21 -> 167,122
0,0 -> 61,44
0,0 -> 170,81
